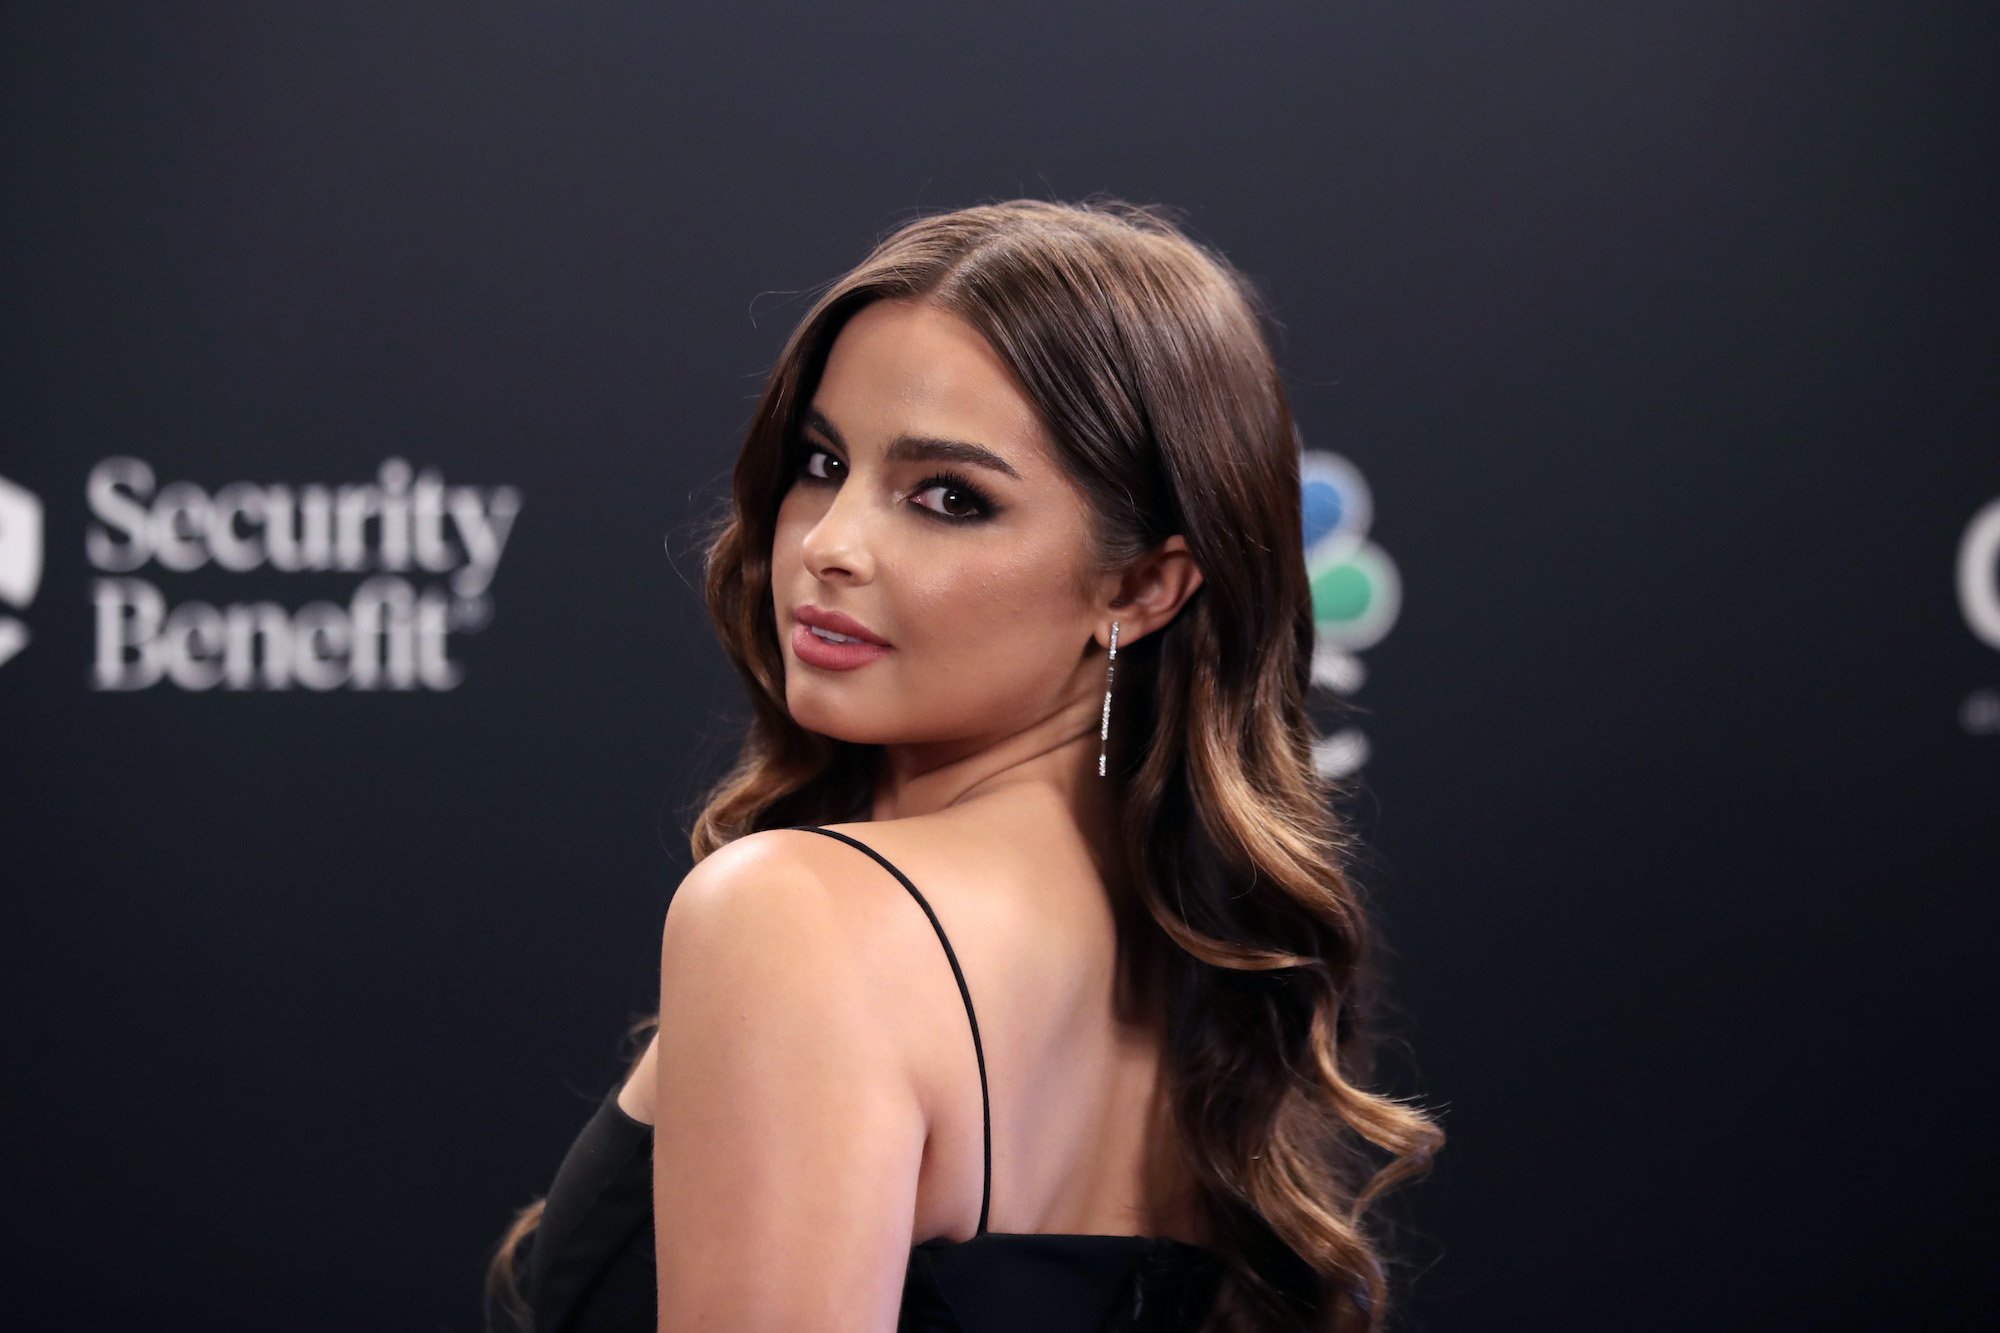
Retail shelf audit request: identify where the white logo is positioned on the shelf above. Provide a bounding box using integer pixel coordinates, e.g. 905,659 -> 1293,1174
1959,496 -> 2000,736
84,457 -> 520,691
1959,497 -> 2000,652
0,473 -> 44,669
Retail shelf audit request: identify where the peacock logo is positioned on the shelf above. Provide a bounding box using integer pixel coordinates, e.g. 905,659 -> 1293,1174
1301,451 -> 1400,779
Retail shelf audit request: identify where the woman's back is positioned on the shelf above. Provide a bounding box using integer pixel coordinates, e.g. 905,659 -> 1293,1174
808,804 -> 1207,1246
523,806 -> 1222,1330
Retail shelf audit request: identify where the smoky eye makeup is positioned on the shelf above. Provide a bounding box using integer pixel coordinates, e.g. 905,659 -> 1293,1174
785,435 -> 1002,524
907,467 -> 999,522
785,435 -> 836,482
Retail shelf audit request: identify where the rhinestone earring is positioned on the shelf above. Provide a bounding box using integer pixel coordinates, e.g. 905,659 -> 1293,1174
1097,621 -> 1120,778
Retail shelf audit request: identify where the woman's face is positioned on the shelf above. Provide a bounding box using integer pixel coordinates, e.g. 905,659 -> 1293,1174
771,297 -> 1107,750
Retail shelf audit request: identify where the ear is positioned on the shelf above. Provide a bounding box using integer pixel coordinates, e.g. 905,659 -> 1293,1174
1097,535 -> 1205,650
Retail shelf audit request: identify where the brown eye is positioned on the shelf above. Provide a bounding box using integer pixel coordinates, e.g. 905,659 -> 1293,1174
791,441 -> 841,483
909,470 -> 997,523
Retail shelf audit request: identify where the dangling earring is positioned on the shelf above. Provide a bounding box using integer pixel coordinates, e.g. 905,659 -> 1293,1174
1097,621 -> 1120,778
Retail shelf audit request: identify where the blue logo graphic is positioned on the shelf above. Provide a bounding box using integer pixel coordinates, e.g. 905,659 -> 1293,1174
1300,451 -> 1399,778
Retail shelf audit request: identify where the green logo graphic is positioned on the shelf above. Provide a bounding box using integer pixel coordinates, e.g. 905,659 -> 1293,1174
1300,452 -> 1399,778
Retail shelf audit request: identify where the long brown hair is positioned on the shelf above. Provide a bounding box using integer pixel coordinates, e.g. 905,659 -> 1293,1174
487,197 -> 1444,1332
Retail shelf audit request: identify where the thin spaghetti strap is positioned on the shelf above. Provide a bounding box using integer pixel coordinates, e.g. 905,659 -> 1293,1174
784,824 -> 992,1236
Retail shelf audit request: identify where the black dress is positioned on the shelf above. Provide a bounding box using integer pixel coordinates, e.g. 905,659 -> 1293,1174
524,825 -> 1224,1332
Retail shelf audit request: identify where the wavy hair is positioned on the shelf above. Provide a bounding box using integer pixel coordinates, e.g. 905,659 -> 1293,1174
488,197 -> 1444,1332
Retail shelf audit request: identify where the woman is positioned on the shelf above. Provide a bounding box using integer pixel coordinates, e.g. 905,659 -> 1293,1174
487,198 -> 1444,1333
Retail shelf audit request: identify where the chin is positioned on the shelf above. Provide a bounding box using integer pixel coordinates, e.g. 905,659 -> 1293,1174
784,686 -> 887,744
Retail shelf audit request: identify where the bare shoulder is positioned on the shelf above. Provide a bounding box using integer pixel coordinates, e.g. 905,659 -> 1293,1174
662,828 -> 934,1004
650,827 -> 937,1319
663,810 -> 1114,1052
657,824 -> 997,1068
665,812 -> 1105,1020
811,808 -> 1112,968
803,812 -> 1122,1060
668,825 -> 962,956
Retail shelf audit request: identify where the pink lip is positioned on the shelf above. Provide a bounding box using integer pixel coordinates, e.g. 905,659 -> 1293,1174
791,621 -> 893,670
794,604 -> 891,646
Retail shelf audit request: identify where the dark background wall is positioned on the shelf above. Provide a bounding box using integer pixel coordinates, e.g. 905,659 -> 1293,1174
3,3 -> 1994,1328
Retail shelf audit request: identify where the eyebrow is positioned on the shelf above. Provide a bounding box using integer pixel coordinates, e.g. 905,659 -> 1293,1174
804,407 -> 1024,483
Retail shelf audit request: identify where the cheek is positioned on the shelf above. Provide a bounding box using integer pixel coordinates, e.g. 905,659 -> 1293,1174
895,544 -> 1086,670
769,497 -> 818,594
771,495 -> 806,559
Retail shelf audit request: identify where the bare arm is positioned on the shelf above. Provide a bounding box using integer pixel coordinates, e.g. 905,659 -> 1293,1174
650,833 -> 928,1332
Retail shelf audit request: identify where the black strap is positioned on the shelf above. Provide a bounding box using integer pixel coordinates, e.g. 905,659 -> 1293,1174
785,824 -> 992,1235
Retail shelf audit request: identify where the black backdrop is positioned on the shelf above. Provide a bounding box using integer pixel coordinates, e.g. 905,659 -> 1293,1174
3,4 -> 1995,1329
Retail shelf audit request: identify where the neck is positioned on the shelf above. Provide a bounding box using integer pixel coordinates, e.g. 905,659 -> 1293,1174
866,676 -> 1117,840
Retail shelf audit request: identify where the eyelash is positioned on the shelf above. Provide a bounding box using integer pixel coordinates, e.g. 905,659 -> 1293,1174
787,440 -> 999,523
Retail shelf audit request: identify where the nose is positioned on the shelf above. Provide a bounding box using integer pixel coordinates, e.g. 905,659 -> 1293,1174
798,481 -> 876,584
